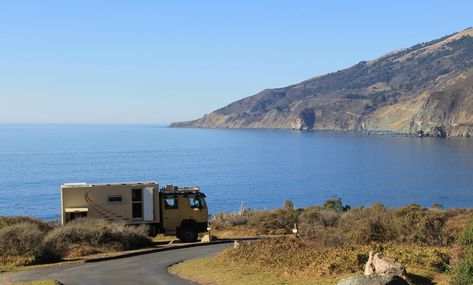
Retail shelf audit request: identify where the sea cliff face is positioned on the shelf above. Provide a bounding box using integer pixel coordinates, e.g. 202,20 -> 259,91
172,28 -> 473,137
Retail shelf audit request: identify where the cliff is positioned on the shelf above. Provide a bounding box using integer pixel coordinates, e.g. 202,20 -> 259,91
172,28 -> 473,137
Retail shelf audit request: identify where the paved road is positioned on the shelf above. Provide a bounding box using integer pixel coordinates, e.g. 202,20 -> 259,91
10,243 -> 232,285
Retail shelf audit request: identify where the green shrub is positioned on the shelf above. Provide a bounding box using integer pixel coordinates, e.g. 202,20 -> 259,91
451,252 -> 473,285
451,216 -> 473,284
460,217 -> 473,247
323,197 -> 350,212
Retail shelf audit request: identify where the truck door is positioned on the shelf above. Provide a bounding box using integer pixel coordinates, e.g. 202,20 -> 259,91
188,195 -> 207,222
162,194 -> 181,233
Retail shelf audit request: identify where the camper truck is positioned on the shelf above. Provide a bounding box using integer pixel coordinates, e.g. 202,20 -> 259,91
60,181 -> 208,242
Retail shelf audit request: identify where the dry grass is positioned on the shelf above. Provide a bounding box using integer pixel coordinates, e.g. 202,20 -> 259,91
210,227 -> 259,239
0,218 -> 153,268
171,238 -> 451,285
170,256 -> 346,285
191,201 -> 473,284
221,237 -> 450,279
43,219 -> 152,258
212,202 -> 472,247
0,222 -> 58,266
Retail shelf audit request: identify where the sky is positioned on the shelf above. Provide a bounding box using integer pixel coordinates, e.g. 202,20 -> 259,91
0,1 -> 472,124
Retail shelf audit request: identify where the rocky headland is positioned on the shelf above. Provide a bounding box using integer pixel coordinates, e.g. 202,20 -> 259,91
172,28 -> 473,137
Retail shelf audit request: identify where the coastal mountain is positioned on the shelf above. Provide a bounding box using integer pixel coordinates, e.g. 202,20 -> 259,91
172,28 -> 473,137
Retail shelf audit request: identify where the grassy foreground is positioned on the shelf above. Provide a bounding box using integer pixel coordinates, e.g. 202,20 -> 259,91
170,256 -> 351,285
171,199 -> 473,285
170,240 -> 450,285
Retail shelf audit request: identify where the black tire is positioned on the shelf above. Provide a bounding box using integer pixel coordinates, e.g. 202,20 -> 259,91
178,225 -> 197,242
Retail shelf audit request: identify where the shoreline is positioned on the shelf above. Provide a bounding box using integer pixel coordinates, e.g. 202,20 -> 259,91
168,125 -> 473,138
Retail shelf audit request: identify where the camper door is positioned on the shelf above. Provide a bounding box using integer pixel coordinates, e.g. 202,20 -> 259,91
132,187 -> 154,221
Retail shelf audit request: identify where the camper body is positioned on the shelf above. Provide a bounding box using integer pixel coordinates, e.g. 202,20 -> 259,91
60,181 -> 208,242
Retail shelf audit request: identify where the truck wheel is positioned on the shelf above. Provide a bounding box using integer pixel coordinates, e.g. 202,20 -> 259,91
179,225 -> 197,242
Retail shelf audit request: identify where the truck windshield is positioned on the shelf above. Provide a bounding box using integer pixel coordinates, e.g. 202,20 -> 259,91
189,197 -> 206,209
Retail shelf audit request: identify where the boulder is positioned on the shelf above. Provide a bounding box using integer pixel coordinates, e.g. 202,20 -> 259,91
364,251 -> 407,279
233,240 -> 241,249
200,234 -> 211,243
200,234 -> 215,243
337,275 -> 409,285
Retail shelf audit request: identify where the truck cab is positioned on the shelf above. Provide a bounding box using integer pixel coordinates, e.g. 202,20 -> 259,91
161,186 -> 208,242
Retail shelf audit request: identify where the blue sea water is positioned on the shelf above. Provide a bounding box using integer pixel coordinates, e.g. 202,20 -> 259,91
0,124 -> 473,221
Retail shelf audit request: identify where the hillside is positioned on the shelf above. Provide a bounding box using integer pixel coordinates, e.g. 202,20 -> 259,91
172,28 -> 473,137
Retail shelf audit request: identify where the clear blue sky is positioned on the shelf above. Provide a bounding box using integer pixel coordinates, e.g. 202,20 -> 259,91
1,1 -> 471,124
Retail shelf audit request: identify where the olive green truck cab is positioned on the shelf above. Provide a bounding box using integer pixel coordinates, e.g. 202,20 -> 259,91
60,181 -> 208,242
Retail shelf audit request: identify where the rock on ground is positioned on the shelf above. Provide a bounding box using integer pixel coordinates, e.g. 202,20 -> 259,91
337,275 -> 409,285
200,234 -> 212,243
364,251 -> 407,279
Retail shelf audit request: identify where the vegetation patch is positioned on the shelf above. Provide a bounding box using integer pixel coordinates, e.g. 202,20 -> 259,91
169,256 -> 343,285
451,217 -> 473,284
178,199 -> 473,284
0,218 -> 152,268
0,222 -> 58,266
220,238 -> 449,283
44,219 -> 152,258
212,199 -> 469,247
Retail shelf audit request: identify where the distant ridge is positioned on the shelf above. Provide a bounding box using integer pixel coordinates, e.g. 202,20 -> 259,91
172,28 -> 473,137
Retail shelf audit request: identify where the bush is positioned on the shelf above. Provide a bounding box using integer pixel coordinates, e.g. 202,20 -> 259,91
220,237 -> 450,277
323,197 -> 350,212
418,212 -> 450,245
460,217 -> 473,247
43,219 -> 152,258
284,200 -> 294,210
348,204 -> 395,243
0,222 -> 59,265
213,200 -> 465,247
451,252 -> 473,285
451,217 -> 473,284
248,208 -> 300,234
394,204 -> 453,245
213,211 -> 250,229
0,217 -> 154,265
298,207 -> 340,239
0,216 -> 54,232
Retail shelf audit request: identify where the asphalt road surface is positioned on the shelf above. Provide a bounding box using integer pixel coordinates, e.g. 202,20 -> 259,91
10,243 -> 232,285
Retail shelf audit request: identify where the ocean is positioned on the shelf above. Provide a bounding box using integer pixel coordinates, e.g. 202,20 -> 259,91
1,124 -> 472,221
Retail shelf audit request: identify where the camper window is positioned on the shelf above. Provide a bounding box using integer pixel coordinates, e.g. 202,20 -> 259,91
108,195 -> 123,203
165,198 -> 178,209
132,189 -> 143,219
132,189 -> 142,202
66,211 -> 87,222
